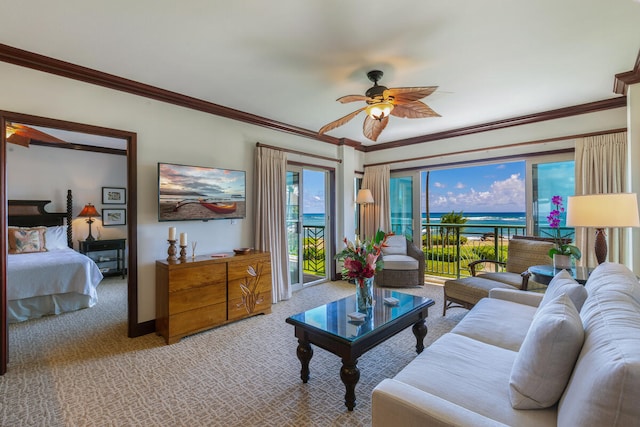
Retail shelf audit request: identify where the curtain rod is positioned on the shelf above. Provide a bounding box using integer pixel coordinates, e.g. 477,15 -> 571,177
364,127 -> 626,170
256,142 -> 342,163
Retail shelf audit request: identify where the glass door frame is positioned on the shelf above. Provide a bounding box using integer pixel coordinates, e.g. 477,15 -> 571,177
287,163 -> 335,292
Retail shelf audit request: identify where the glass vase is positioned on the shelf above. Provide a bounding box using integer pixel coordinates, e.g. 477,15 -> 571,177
356,276 -> 374,312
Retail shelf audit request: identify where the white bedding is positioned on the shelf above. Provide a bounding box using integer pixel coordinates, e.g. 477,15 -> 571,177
7,247 -> 103,303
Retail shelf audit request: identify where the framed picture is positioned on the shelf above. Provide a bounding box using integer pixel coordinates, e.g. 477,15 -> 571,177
102,209 -> 126,226
102,187 -> 126,204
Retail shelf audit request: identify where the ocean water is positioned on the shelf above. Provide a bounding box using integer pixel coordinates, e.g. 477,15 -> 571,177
303,212 -> 528,237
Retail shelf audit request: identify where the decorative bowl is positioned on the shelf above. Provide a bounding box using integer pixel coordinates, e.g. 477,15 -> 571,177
233,247 -> 252,255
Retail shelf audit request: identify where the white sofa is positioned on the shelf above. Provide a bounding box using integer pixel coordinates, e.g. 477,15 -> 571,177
372,262 -> 640,426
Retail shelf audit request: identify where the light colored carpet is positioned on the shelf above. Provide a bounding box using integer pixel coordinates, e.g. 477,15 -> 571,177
1,277 -> 468,427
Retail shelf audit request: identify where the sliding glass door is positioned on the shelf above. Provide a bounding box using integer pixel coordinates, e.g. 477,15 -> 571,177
287,166 -> 330,291
530,158 -> 575,237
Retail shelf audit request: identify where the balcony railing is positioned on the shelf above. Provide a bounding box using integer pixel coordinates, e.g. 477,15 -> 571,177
421,223 -> 527,278
302,225 -> 325,275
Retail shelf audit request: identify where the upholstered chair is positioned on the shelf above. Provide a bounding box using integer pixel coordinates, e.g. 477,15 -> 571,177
468,236 -> 556,291
376,235 -> 425,287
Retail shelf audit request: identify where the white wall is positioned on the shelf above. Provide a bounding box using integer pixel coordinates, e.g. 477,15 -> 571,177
1,59 -> 635,324
7,144 -> 128,246
0,61 -> 346,323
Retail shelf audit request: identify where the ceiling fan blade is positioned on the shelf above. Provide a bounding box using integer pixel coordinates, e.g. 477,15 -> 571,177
6,133 -> 31,147
318,107 -> 366,135
390,101 -> 441,119
385,86 -> 438,104
7,124 -> 68,146
337,94 -> 368,104
363,115 -> 389,142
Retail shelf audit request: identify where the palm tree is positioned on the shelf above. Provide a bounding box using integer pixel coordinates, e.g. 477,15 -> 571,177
440,211 -> 468,245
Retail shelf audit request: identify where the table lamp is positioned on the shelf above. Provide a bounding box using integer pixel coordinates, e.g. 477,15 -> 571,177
78,203 -> 101,241
566,193 -> 640,264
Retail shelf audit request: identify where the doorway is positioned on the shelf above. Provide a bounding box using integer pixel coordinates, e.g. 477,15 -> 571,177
1,111 -> 139,375
286,166 -> 331,291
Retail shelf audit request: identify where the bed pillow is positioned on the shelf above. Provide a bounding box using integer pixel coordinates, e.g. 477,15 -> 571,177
509,293 -> 585,409
45,225 -> 69,250
8,226 -> 48,254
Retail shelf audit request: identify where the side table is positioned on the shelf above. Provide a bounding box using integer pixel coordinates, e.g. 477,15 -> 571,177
528,264 -> 592,286
79,238 -> 127,278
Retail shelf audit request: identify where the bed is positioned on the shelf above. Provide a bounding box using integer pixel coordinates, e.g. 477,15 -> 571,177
7,191 -> 104,322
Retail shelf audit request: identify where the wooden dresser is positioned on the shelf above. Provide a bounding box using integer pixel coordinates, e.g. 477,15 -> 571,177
155,250 -> 271,344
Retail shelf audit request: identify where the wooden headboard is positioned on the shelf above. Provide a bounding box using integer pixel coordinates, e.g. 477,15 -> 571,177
8,189 -> 73,248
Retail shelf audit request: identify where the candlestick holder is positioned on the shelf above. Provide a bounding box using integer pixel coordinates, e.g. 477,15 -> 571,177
167,239 -> 178,262
179,245 -> 187,261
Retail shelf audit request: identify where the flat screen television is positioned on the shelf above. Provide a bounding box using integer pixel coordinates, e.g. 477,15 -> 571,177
158,162 -> 246,221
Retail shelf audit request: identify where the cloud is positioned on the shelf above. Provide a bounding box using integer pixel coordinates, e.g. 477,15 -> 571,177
428,173 -> 525,212
434,182 -> 445,188
455,182 -> 465,189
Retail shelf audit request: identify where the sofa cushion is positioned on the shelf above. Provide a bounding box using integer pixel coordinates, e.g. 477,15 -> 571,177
382,235 -> 406,255
451,297 -> 537,351
382,254 -> 419,270
392,333 -> 557,427
537,269 -> 588,313
509,293 -> 584,409
558,262 -> 640,426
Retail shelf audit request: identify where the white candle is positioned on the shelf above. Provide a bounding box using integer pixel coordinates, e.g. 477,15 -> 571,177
180,232 -> 187,246
168,227 -> 176,241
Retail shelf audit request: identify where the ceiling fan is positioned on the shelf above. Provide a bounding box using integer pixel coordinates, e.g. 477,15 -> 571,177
319,70 -> 440,142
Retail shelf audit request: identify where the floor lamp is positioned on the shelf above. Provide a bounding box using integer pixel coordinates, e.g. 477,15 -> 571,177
566,193 -> 640,264
356,189 -> 374,240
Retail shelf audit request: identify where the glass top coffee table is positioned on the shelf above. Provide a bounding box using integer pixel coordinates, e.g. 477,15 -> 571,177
285,288 -> 435,411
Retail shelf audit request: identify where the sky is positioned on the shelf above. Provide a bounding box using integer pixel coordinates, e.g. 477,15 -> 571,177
424,162 -> 526,213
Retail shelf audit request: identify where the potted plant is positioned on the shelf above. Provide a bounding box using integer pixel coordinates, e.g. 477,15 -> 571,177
546,195 -> 581,269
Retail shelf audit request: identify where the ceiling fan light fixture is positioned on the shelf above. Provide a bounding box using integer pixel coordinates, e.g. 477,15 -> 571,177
366,101 -> 394,120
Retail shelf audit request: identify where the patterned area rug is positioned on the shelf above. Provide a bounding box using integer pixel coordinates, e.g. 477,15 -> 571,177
1,278 -> 467,427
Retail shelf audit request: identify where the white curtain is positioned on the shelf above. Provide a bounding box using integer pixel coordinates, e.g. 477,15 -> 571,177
361,165 -> 391,239
254,146 -> 290,302
574,131 -> 628,266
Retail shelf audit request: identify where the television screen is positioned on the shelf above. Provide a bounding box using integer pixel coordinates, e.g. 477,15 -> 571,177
158,162 -> 246,221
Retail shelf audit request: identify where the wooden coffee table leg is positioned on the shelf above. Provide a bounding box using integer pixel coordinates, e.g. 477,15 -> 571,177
296,339 -> 313,383
412,319 -> 428,354
340,358 -> 360,411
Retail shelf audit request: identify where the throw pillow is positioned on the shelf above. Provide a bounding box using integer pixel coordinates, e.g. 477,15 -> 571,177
45,225 -> 69,250
538,269 -> 588,313
381,235 -> 406,255
509,293 -> 585,409
8,226 -> 47,254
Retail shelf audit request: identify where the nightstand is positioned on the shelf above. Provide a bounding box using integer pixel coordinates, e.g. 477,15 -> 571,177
79,238 -> 126,278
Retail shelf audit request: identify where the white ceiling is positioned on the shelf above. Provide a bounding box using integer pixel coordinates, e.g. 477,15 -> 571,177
1,0 -> 639,146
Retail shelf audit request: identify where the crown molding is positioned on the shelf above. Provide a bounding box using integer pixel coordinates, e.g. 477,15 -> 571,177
363,97 -> 626,152
0,43 -> 627,154
614,49 -> 640,95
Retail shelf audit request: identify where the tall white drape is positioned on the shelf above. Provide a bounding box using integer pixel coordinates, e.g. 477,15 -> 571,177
361,165 -> 391,239
574,132 -> 628,266
254,146 -> 290,302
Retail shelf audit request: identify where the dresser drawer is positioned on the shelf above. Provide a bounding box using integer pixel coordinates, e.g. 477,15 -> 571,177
168,263 -> 226,293
168,303 -> 227,340
169,281 -> 226,314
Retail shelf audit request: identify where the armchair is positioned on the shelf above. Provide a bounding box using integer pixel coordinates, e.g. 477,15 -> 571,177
376,235 -> 425,287
468,235 -> 556,291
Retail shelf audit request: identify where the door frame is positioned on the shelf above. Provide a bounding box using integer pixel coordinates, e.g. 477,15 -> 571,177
1,110 -> 140,375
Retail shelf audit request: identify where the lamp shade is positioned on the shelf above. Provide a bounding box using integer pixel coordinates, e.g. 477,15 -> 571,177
356,189 -> 374,205
78,203 -> 100,218
566,193 -> 640,228
365,101 -> 394,120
